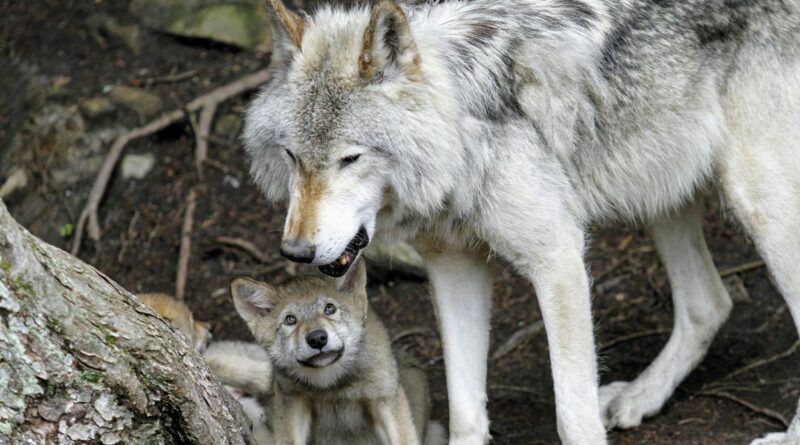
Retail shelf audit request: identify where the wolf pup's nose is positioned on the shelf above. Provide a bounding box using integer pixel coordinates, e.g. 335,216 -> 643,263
306,329 -> 328,350
280,238 -> 316,263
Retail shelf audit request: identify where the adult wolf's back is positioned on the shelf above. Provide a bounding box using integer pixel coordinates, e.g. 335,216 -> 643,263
243,0 -> 800,443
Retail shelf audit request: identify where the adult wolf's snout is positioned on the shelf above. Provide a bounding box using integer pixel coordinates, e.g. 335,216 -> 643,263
280,238 -> 316,263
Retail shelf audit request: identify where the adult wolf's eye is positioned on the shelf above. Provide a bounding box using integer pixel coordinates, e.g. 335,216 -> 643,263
285,149 -> 296,164
284,314 -> 297,326
325,303 -> 336,315
339,154 -> 361,168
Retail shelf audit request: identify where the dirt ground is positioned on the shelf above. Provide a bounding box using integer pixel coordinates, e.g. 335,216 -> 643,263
2,1 -> 798,444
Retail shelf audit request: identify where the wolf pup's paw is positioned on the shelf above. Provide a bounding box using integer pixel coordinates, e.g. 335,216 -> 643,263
599,381 -> 652,430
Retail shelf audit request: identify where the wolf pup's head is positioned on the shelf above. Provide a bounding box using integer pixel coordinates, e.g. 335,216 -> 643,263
244,0 -> 462,277
230,260 -> 369,388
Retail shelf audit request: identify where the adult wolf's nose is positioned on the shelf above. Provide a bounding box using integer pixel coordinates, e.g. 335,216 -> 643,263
280,238 -> 316,263
306,329 -> 328,350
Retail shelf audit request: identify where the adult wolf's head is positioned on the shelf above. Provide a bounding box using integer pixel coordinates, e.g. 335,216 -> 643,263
231,260 -> 369,388
244,0 -> 462,276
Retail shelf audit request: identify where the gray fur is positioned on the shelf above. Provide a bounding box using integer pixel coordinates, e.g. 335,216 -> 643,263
244,1 -> 800,443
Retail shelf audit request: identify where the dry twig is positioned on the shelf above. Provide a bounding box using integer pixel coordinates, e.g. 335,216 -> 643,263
391,327 -> 431,343
492,320 -> 545,361
720,339 -> 800,382
719,260 -> 766,277
215,236 -> 272,263
195,101 -> 217,177
175,189 -> 197,301
599,328 -> 671,352
71,68 -> 270,255
697,390 -> 789,428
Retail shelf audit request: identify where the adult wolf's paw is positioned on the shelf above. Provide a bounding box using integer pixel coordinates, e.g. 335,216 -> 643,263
599,381 -> 648,430
750,432 -> 800,445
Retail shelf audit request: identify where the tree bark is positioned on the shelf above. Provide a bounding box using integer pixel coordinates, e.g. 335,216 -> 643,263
0,200 -> 254,444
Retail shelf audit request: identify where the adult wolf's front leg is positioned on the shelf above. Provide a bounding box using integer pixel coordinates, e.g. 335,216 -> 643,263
525,245 -> 607,445
422,250 -> 493,445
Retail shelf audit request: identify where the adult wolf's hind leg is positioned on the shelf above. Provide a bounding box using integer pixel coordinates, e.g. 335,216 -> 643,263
600,199 -> 733,429
719,50 -> 800,444
720,138 -> 800,445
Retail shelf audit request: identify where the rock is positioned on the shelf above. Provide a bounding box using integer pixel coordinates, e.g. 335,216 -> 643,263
86,14 -> 142,55
108,86 -> 162,119
213,113 -> 240,138
24,105 -> 124,187
130,0 -> 271,51
121,153 -> 156,180
0,168 -> 28,201
365,241 -> 426,279
79,97 -> 116,120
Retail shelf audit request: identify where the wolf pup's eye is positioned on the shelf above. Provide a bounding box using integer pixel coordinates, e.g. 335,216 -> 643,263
339,154 -> 361,169
324,303 -> 336,315
284,314 -> 297,326
285,149 -> 296,164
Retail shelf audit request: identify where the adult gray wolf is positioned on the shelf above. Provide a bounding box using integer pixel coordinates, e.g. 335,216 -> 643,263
242,0 -> 800,443
226,260 -> 444,445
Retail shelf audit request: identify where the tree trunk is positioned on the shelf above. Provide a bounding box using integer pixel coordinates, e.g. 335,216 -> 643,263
0,201 -> 254,444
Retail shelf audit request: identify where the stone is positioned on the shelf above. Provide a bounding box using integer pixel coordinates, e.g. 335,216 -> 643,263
108,86 -> 162,119
121,153 -> 156,180
130,0 -> 271,51
213,113 -> 240,138
0,168 -> 28,201
79,97 -> 116,120
86,14 -> 142,55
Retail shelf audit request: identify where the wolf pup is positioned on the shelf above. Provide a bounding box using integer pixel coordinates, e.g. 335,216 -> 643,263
139,293 -> 211,352
244,0 -> 800,443
229,260 -> 443,445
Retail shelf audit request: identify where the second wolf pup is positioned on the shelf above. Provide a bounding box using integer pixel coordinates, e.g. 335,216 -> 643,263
230,260 -> 443,445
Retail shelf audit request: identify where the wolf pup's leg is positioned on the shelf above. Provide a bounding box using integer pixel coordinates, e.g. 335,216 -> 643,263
421,251 -> 492,445
600,198 -> 733,429
273,392 -> 311,445
369,390 -> 421,445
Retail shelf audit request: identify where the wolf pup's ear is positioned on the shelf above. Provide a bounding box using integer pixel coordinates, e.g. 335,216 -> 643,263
266,0 -> 306,53
230,277 -> 278,323
336,259 -> 369,317
359,1 -> 420,82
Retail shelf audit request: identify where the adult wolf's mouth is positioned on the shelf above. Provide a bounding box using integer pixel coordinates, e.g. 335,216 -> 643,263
298,348 -> 344,368
318,227 -> 369,277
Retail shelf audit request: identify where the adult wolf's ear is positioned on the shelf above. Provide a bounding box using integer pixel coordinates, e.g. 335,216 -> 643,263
359,1 -> 420,82
230,277 -> 278,323
266,0 -> 305,63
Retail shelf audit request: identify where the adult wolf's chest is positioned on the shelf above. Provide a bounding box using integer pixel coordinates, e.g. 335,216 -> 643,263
310,398 -> 380,445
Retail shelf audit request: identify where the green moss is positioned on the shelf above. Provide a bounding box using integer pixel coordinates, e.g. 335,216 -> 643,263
104,334 -> 118,346
0,258 -> 10,272
9,276 -> 34,295
81,371 -> 102,383
48,318 -> 63,333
